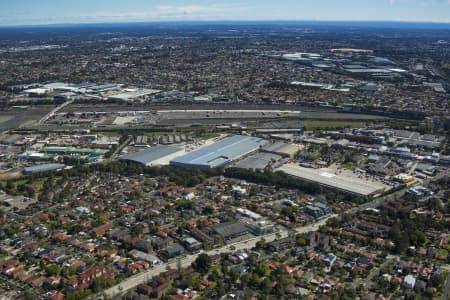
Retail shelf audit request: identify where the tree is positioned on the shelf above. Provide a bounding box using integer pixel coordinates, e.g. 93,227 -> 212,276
45,264 -> 61,276
261,277 -> 272,294
92,278 -> 115,293
255,239 -> 266,250
203,206 -> 214,215
183,272 -> 201,288
296,237 -> 307,246
61,267 -> 76,278
254,263 -> 270,277
243,287 -> 253,300
5,180 -> 14,193
192,253 -> 212,275
65,290 -> 92,300
429,272 -> 444,288
24,185 -> 36,198
23,291 -> 34,300
413,230 -> 427,246
97,215 -> 109,224
216,281 -> 226,297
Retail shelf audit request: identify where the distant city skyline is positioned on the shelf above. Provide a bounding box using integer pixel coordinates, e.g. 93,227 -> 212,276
0,0 -> 450,26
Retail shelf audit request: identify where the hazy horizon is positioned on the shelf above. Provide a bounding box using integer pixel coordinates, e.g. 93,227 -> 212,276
1,0 -> 450,26
1,20 -> 450,30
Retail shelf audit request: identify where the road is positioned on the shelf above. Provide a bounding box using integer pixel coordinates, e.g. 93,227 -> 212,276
110,136 -> 133,159
409,161 -> 419,175
353,255 -> 399,289
442,270 -> 450,300
293,215 -> 335,234
37,100 -> 73,125
94,135 -> 133,165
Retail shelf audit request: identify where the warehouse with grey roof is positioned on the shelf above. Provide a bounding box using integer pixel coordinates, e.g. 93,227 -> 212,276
120,145 -> 184,166
170,135 -> 268,169
23,163 -> 65,175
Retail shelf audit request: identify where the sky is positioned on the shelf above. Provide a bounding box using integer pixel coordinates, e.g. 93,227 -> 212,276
0,0 -> 450,26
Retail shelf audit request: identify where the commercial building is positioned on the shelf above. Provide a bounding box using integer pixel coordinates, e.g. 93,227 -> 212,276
277,163 -> 388,197
282,52 -> 321,61
384,129 -> 445,150
43,146 -> 108,157
108,88 -> 160,102
304,202 -> 332,218
162,243 -> 184,259
255,129 -> 304,134
236,208 -> 263,221
268,237 -> 296,251
183,237 -> 202,252
128,250 -> 160,266
212,221 -> 253,243
407,185 -> 433,200
88,84 -> 121,94
23,163 -> 65,175
170,135 -> 268,169
119,146 -> 184,167
247,221 -> 275,236
394,173 -> 415,183
134,136 -> 148,147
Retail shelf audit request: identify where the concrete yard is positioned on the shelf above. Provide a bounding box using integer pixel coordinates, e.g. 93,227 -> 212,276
234,152 -> 282,170
113,116 -> 137,125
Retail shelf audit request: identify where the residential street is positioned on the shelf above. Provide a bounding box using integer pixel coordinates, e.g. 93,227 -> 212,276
96,220 -> 335,298
93,169 -> 450,299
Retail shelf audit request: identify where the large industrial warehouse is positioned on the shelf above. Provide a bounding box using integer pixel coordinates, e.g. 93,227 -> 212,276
170,135 -> 268,169
119,145 -> 184,166
23,163 -> 66,175
277,163 -> 389,197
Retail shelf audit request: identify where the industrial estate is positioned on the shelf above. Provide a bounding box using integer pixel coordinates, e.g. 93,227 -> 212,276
0,17 -> 448,300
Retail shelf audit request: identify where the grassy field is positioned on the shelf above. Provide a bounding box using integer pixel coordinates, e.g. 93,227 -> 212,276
301,118 -> 421,131
0,177 -> 46,191
302,119 -> 369,130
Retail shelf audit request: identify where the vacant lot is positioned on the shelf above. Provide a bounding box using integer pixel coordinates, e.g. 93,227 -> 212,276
0,106 -> 53,131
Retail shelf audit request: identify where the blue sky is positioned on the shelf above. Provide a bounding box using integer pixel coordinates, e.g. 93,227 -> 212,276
0,0 -> 449,25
